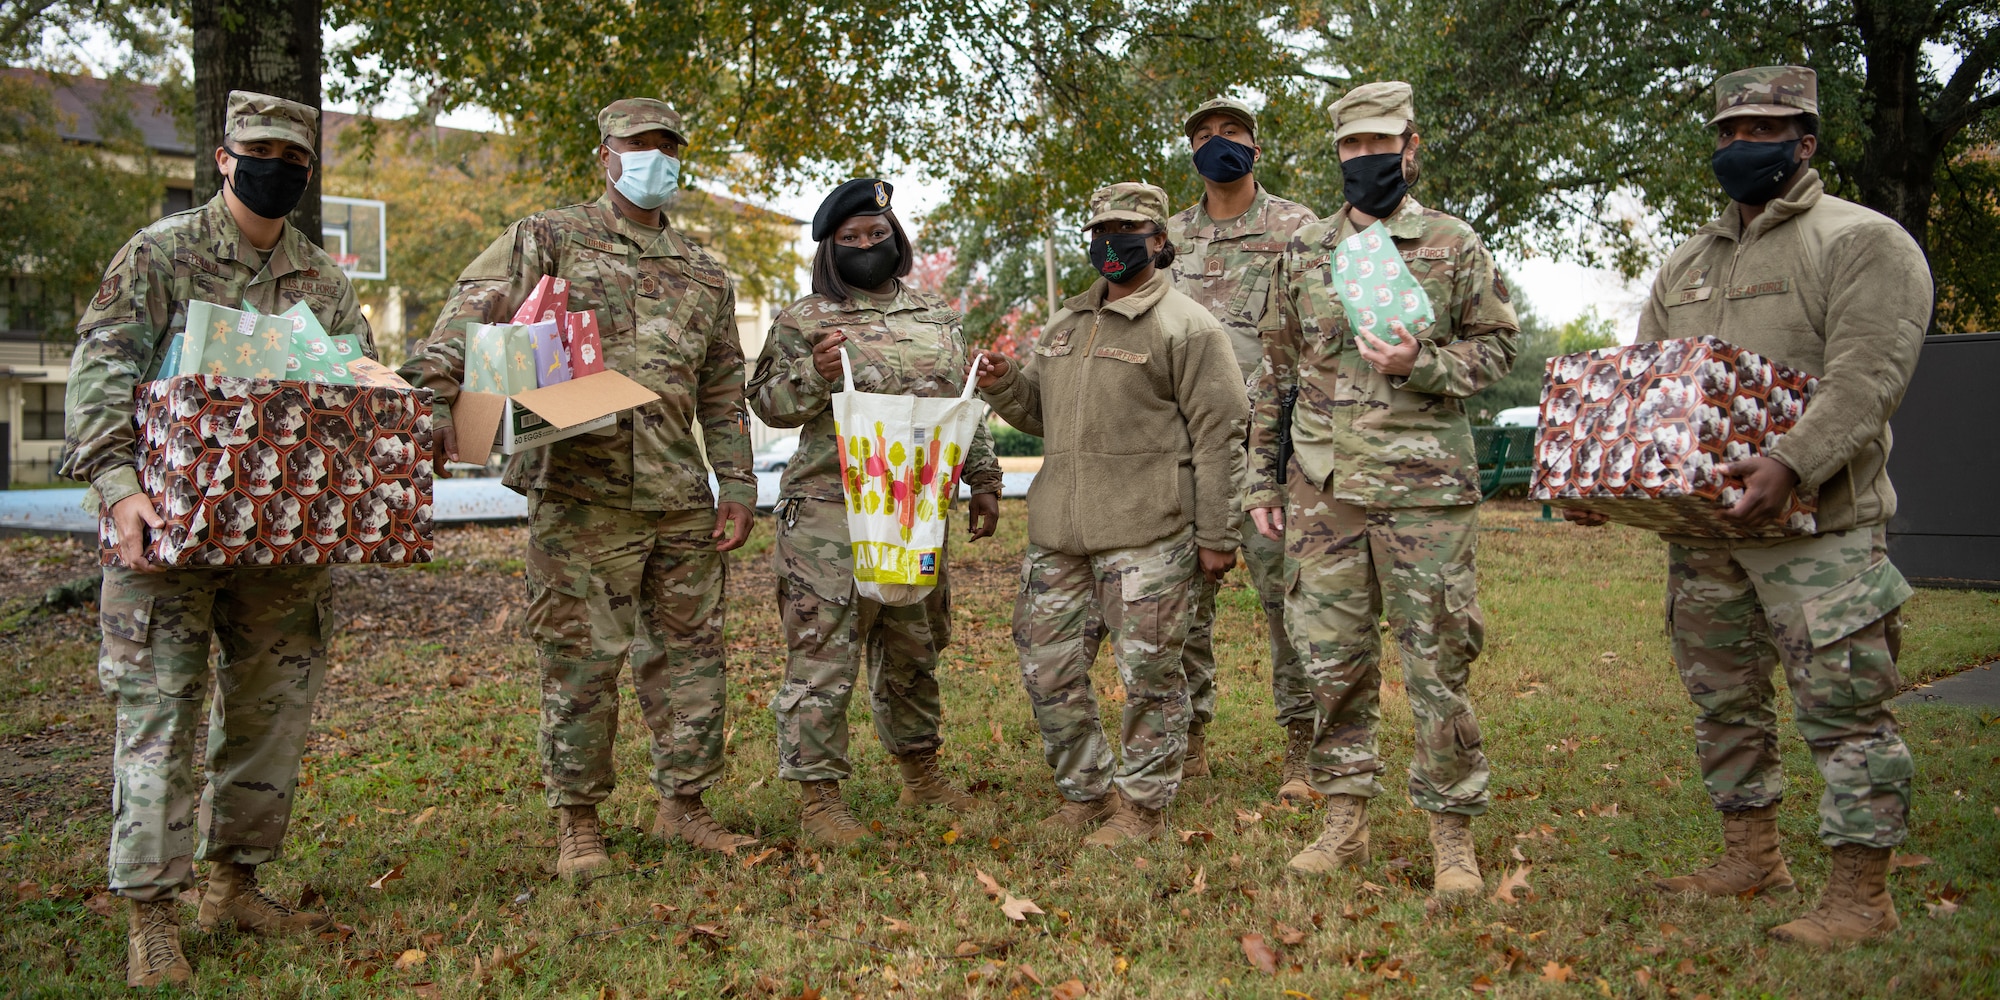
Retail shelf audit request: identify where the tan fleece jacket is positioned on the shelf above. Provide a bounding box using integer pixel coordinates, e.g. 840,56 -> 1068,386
1638,168 -> 1931,538
981,270 -> 1248,556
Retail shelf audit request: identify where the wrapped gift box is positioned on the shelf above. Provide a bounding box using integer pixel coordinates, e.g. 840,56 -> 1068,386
1529,336 -> 1820,538
100,375 -> 436,567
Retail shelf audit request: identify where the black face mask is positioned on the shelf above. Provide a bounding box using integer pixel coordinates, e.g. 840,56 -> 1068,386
1089,231 -> 1156,285
1341,150 -> 1409,218
1193,134 -> 1255,183
833,239 -> 900,291
1711,138 -> 1802,206
225,151 -> 311,220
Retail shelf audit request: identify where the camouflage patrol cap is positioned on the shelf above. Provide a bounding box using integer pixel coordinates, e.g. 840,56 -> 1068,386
1709,66 -> 1818,124
224,91 -> 318,152
1183,97 -> 1257,138
1083,182 -> 1170,231
597,98 -> 688,144
1332,81 -> 1415,142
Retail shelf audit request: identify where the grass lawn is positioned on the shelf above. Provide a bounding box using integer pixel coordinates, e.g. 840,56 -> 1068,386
2,499 -> 1996,998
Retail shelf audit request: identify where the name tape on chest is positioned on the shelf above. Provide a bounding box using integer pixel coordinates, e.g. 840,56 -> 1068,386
1399,247 -> 1452,261
1725,278 -> 1792,300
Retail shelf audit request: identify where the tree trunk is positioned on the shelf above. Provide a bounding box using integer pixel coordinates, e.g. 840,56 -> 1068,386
192,0 -> 324,246
1850,0 -> 1939,255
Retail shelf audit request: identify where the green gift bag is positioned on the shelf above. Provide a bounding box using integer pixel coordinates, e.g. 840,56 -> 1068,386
1333,221 -> 1434,346
183,300 -> 292,378
465,322 -> 537,395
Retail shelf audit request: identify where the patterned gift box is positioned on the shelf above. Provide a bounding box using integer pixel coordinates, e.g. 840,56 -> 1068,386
1333,221 -> 1432,345
1530,336 -> 1819,538
100,375 -> 436,568
563,310 -> 605,376
530,319 -> 571,387
465,321 -> 539,396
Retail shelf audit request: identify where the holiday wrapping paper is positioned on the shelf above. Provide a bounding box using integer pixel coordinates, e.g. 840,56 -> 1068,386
1530,336 -> 1820,538
1334,221 -> 1432,345
100,375 -> 436,567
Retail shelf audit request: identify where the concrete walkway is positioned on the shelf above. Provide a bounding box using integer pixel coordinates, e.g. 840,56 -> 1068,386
0,470 -> 1038,536
1896,660 -> 2000,709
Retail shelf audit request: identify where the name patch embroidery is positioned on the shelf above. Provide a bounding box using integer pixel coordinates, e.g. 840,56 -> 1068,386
284,278 -> 344,299
1400,247 -> 1452,261
1242,241 -> 1287,253
1094,347 -> 1148,364
1669,287 -> 1715,306
1726,278 -> 1792,299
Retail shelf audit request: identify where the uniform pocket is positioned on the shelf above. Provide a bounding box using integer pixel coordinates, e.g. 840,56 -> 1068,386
1798,558 -> 1913,650
1863,739 -> 1914,785
99,594 -> 156,701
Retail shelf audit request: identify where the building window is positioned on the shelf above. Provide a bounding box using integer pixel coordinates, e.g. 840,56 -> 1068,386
21,383 -> 64,440
0,278 -> 71,335
162,186 -> 194,216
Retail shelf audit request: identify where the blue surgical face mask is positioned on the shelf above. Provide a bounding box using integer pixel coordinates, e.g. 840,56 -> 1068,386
611,148 -> 680,209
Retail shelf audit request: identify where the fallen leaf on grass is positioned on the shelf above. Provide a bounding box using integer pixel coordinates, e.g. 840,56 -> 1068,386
13,880 -> 39,902
1890,853 -> 1932,869
1635,967 -> 1653,986
1274,922 -> 1307,946
990,723 -> 1004,744
1178,826 -> 1214,845
394,948 -> 426,970
84,892 -> 118,917
882,916 -> 915,935
471,941 -> 539,983
784,985 -> 824,1000
1015,964 -> 1044,986
368,864 -> 406,890
741,847 -> 778,870
941,829 -> 960,845
1490,865 -> 1533,905
1190,867 -> 1208,894
690,922 -> 729,940
1470,973 -> 1494,992
1590,802 -> 1620,817
1510,845 -> 1527,862
1357,881 -> 1389,896
1925,898 -> 1961,918
298,885 -> 323,911
953,941 -> 983,957
410,806 -> 438,827
1051,979 -> 1087,1000
1540,961 -> 1574,983
1233,808 -> 1263,828
1239,933 -> 1279,975
999,893 -> 1044,922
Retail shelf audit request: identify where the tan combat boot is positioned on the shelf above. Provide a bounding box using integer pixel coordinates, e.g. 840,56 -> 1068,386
1768,844 -> 1901,946
1276,719 -> 1315,803
197,861 -> 331,936
1182,725 -> 1211,779
654,793 -> 759,854
894,750 -> 980,811
1285,794 -> 1370,875
1428,811 -> 1484,895
798,781 -> 871,847
126,899 -> 193,988
1035,795 -> 1116,835
555,804 -> 611,878
1082,792 -> 1165,848
1653,804 -> 1795,896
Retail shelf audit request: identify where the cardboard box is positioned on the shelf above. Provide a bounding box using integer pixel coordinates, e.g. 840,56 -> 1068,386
100,375 -> 437,567
449,369 -> 658,463
1529,336 -> 1819,538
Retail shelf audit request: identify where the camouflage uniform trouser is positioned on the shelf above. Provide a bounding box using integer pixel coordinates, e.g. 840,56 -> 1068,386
1187,505 -> 1309,729
771,498 -> 953,783
526,493 -> 729,807
1285,475 -> 1489,815
1668,525 -> 1914,848
1013,526 -> 1199,812
98,565 -> 332,901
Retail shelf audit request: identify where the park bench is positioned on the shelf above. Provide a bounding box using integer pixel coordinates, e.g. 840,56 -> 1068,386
1474,425 -> 1536,500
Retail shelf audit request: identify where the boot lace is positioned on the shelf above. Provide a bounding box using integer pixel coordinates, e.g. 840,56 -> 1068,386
136,903 -> 184,971
561,810 -> 606,857
1432,817 -> 1477,874
670,798 -> 748,848
1281,724 -> 1313,784
811,785 -> 867,832
1307,798 -> 1363,853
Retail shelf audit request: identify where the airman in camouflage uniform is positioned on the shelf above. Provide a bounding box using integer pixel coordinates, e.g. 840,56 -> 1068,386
402,98 -> 759,874
1167,97 -> 1320,793
61,92 -> 352,988
748,177 -> 1004,845
1571,67 -> 1928,948
1246,83 -> 1519,894
973,183 -> 1249,847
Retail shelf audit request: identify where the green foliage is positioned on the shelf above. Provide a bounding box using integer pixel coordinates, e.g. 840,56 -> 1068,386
987,421 -> 1043,457
1555,307 -> 1619,354
1464,287 -> 1552,421
0,73 -> 170,339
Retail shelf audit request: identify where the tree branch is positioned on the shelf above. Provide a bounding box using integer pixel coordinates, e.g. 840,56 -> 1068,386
1931,29 -> 2000,131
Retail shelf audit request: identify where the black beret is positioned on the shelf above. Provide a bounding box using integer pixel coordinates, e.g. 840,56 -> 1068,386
811,178 -> 894,241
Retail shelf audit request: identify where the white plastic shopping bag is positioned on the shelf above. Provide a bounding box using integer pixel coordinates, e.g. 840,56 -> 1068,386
833,352 -> 989,606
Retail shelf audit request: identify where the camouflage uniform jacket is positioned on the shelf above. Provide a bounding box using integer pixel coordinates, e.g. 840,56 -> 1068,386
60,193 -> 374,509
747,282 -> 1004,502
1247,197 -> 1520,510
1167,185 -> 1321,382
1638,169 -> 1930,539
404,194 -> 756,511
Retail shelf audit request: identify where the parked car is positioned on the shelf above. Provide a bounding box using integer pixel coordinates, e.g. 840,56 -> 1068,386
753,436 -> 801,472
